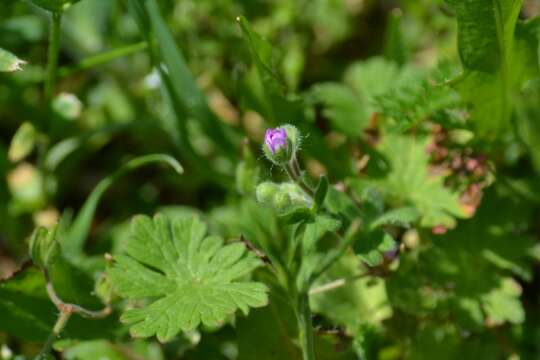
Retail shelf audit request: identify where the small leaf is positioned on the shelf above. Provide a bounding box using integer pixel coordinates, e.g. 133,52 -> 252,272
281,207 -> 314,225
0,48 -> 26,72
354,231 -> 396,267
313,175 -> 329,210
109,213 -> 269,342
369,207 -> 420,230
8,122 -> 37,162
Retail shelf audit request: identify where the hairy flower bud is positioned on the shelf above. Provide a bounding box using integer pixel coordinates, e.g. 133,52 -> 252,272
273,192 -> 292,212
256,181 -> 312,214
262,124 -> 301,165
256,182 -> 279,204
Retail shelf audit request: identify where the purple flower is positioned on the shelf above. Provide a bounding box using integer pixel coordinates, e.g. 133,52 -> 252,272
264,127 -> 287,154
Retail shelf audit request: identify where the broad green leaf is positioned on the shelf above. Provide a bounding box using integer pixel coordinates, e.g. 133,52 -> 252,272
109,214 -> 268,342
311,83 -> 370,137
237,281 -> 356,360
62,340 -> 125,360
351,134 -> 464,227
237,288 -> 301,360
0,267 -> 54,341
446,0 -> 539,137
60,339 -> 164,360
0,47 -> 26,72
63,154 -> 182,260
0,266 -> 117,342
447,0 -> 508,72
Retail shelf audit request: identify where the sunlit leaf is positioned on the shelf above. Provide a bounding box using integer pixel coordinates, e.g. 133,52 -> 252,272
109,214 -> 268,342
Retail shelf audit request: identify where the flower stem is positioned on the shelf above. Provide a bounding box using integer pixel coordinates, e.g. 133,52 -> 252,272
296,292 -> 316,360
285,163 -> 314,198
44,11 -> 62,104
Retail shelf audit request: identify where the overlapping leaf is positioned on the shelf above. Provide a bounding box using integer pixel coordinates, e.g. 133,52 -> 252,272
109,214 -> 268,342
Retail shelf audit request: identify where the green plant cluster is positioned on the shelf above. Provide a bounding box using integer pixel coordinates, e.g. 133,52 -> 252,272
1,0 -> 540,359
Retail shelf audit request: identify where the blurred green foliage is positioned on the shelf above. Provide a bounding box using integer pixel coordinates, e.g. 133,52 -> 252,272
1,0 -> 540,359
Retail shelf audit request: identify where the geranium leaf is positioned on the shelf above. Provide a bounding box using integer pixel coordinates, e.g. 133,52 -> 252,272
109,213 -> 269,342
351,134 -> 465,228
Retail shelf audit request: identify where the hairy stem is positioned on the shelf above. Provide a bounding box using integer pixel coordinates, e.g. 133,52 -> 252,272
44,12 -> 62,104
44,269 -> 111,318
35,310 -> 72,360
285,163 -> 314,198
309,272 -> 368,295
309,220 -> 361,286
296,292 -> 316,360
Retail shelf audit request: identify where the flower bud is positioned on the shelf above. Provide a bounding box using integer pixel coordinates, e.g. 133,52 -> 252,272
29,225 -> 60,269
262,124 -> 301,165
256,182 -> 279,204
256,181 -> 312,214
273,192 -> 292,212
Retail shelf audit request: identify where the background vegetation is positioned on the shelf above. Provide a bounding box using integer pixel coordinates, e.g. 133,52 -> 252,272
1,0 -> 540,359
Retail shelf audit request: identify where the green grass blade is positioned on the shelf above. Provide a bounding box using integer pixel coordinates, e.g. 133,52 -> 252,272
62,154 -> 183,258
144,0 -> 235,156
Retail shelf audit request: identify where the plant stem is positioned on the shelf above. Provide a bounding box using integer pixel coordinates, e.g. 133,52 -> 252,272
309,220 -> 361,285
58,41 -> 148,78
296,292 -> 316,360
44,11 -> 62,104
285,163 -> 314,198
309,272 -> 368,295
35,310 -> 72,360
44,268 -> 112,318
